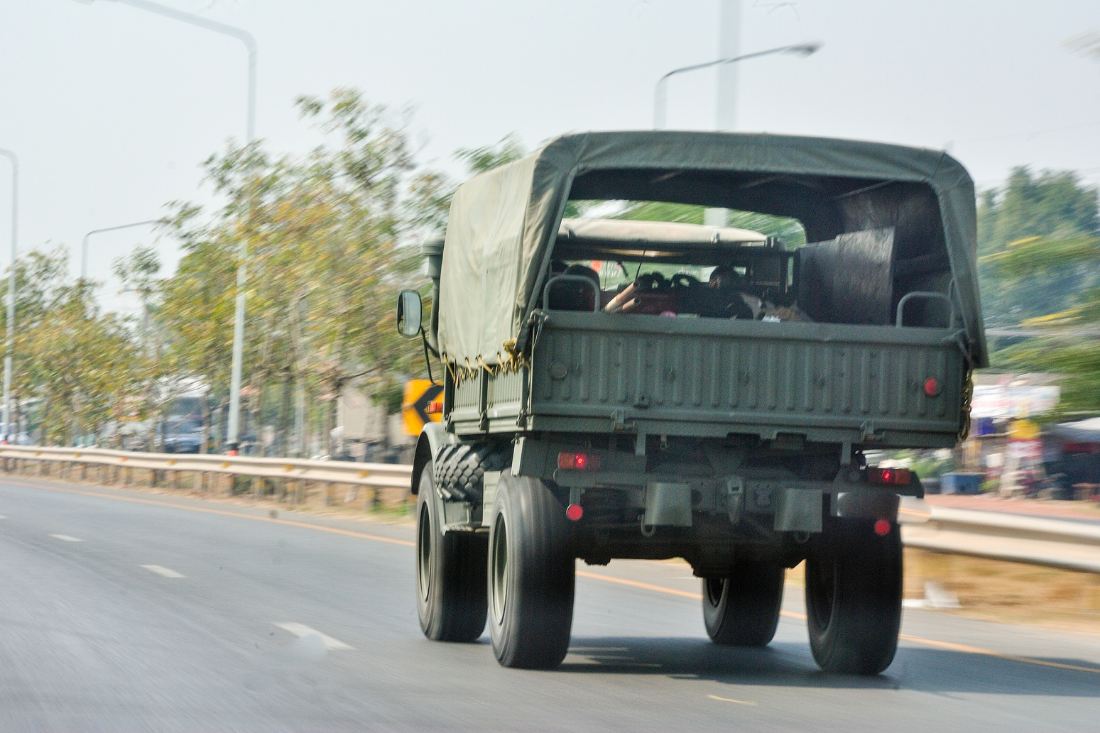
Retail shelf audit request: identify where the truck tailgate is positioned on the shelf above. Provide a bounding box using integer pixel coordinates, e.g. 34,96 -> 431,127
527,311 -> 966,448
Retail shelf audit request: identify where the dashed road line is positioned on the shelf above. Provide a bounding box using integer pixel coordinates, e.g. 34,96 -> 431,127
15,482 -> 414,547
50,534 -> 82,542
273,622 -> 354,650
141,564 -> 185,578
708,694 -> 757,706
11,478 -> 1099,677
896,633 -> 1100,675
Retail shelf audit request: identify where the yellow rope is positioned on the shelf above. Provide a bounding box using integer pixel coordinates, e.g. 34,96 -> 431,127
442,339 -> 529,386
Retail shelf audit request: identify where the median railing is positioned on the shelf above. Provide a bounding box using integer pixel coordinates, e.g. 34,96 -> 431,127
0,445 -> 412,506
2,445 -> 1098,573
902,505 -> 1100,573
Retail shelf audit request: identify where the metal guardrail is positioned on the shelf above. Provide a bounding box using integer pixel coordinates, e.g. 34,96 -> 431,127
902,505 -> 1100,573
0,445 -> 412,491
1,447 -> 1097,573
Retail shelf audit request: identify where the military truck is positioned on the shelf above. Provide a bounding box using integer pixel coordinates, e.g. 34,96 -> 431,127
396,131 -> 985,674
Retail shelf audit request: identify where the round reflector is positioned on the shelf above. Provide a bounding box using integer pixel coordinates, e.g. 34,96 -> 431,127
874,519 -> 891,536
923,377 -> 941,396
566,504 -> 584,521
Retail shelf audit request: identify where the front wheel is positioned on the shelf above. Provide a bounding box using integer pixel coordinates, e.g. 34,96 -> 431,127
702,559 -> 785,646
487,475 -> 575,669
415,464 -> 487,642
805,520 -> 903,675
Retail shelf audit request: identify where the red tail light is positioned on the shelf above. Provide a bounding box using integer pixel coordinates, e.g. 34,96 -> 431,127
426,400 -> 444,414
558,452 -> 600,471
867,467 -> 911,486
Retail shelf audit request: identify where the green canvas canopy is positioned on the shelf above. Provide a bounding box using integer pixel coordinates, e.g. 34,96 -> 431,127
436,130 -> 986,368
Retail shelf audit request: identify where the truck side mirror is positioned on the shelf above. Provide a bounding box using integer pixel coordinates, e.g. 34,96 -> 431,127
397,290 -> 423,338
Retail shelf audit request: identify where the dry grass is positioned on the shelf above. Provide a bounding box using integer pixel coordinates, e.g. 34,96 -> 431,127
903,548 -> 1100,634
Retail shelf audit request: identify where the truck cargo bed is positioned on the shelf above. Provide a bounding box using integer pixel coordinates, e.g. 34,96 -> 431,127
451,311 -> 966,449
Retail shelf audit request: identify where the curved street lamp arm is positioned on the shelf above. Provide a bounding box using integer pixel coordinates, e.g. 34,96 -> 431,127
81,219 -> 164,281
653,42 -> 822,129
98,0 -> 257,142
77,0 -> 258,452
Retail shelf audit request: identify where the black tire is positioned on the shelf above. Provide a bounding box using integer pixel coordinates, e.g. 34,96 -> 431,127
435,443 -> 508,503
415,464 -> 487,642
805,520 -> 903,675
702,560 -> 785,646
487,475 -> 575,669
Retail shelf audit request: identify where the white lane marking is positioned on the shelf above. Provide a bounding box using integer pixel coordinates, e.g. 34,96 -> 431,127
141,565 -> 185,578
273,622 -> 354,650
50,534 -> 82,542
0,514 -> 6,519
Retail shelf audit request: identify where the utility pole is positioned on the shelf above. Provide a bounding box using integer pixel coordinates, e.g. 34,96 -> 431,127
0,149 -> 18,443
716,0 -> 741,131
709,0 -> 741,228
79,0 -> 256,455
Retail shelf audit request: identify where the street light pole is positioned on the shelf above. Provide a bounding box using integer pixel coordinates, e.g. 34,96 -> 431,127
81,220 -> 161,281
79,0 -> 256,453
652,42 -> 822,129
0,149 -> 17,442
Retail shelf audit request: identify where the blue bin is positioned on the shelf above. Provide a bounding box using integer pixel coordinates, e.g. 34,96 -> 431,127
940,472 -> 982,495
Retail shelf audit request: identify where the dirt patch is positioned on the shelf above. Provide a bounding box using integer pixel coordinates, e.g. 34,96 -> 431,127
905,548 -> 1100,634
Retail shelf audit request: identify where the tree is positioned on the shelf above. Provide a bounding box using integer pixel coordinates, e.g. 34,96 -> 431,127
406,134 -> 528,234
978,167 -> 1099,327
154,88 -> 430,454
978,167 -> 1100,415
2,247 -> 144,444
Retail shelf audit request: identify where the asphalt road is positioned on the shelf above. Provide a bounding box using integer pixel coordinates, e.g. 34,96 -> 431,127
2,476 -> 1099,732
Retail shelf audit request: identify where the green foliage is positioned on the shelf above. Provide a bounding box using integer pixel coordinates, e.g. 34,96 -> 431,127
977,167 -> 1100,327
372,377 -> 406,415
978,166 -> 1100,415
406,135 -> 527,234
995,338 -> 1100,417
0,247 -> 144,444
145,88 -> 436,449
455,134 -> 525,175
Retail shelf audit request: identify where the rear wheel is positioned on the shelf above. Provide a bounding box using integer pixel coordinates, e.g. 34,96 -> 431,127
415,465 -> 487,642
702,560 -> 785,646
488,475 -> 575,669
805,520 -> 903,674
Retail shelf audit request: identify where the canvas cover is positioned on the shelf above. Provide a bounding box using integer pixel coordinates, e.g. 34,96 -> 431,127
436,131 -> 986,368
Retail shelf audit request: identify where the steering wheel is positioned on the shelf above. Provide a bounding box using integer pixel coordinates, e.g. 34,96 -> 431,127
670,273 -> 700,290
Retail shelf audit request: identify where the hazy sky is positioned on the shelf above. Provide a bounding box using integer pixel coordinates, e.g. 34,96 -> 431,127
2,0 -> 1099,315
